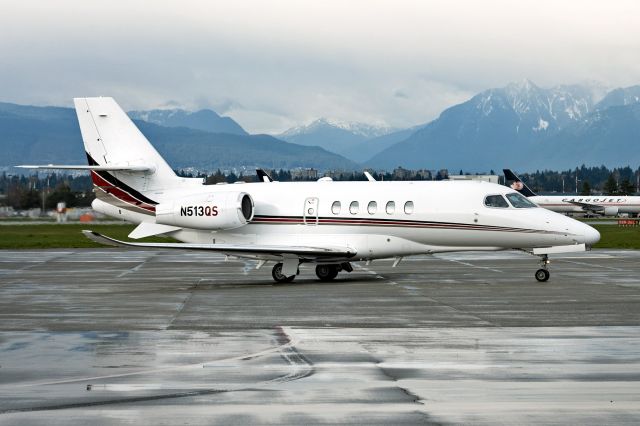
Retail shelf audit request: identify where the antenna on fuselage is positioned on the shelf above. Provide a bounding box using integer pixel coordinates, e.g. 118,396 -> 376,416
364,171 -> 376,182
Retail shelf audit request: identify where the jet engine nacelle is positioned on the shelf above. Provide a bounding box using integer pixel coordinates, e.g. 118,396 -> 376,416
155,191 -> 254,230
603,206 -> 619,216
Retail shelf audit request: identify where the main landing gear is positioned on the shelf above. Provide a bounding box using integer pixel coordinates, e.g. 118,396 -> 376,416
535,254 -> 550,282
315,264 -> 339,281
270,262 -> 354,283
315,262 -> 353,282
272,263 -> 295,283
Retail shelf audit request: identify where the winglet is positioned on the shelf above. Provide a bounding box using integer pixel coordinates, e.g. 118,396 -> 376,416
364,171 -> 376,182
503,169 -> 537,197
82,230 -> 124,247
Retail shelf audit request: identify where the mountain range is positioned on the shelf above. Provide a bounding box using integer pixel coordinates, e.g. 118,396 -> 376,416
367,81 -> 640,171
277,118 -> 401,162
0,102 -> 357,171
2,80 -> 640,173
128,108 -> 247,135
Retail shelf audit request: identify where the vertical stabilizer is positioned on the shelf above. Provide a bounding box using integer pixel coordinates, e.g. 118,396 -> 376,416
74,97 -> 179,192
503,169 -> 537,197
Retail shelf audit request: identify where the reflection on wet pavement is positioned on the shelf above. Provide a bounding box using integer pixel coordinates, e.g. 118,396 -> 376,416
1,249 -> 639,424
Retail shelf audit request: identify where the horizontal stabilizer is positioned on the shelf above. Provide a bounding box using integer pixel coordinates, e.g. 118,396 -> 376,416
17,164 -> 155,172
82,230 -> 356,260
532,244 -> 586,255
128,222 -> 182,239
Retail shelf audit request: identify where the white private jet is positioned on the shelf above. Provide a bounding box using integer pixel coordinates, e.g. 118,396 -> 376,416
19,98 -> 600,283
504,169 -> 640,217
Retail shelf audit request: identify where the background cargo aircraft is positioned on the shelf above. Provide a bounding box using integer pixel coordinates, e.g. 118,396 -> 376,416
20,98 -> 600,282
504,169 -> 640,217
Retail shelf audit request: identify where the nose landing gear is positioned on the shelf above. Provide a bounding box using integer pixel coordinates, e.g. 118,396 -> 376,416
535,254 -> 550,282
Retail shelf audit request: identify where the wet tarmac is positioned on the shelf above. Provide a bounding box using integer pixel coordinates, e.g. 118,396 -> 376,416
1,249 -> 639,424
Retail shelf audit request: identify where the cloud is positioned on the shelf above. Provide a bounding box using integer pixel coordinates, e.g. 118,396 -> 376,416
0,0 -> 639,133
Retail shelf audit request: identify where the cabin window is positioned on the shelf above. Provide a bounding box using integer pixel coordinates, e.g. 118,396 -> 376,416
349,201 -> 359,214
404,201 -> 414,214
505,193 -> 537,208
386,201 -> 395,214
367,201 -> 377,215
331,201 -> 341,215
484,195 -> 509,208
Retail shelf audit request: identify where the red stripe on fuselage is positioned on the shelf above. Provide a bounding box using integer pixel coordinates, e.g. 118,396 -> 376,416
250,216 -> 553,234
91,171 -> 156,213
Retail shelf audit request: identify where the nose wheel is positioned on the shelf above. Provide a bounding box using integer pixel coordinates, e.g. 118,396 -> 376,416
535,254 -> 550,282
535,268 -> 550,282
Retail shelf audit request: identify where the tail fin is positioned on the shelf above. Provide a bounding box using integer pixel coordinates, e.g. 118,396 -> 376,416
74,97 -> 179,191
503,169 -> 537,197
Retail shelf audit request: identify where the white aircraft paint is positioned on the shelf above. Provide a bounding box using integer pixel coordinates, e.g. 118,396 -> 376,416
20,98 -> 600,282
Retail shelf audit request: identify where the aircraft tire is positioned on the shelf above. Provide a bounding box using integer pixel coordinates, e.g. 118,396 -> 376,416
535,268 -> 550,282
315,264 -> 339,281
272,263 -> 295,283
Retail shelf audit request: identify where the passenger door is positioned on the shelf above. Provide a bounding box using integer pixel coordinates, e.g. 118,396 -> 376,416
303,197 -> 319,225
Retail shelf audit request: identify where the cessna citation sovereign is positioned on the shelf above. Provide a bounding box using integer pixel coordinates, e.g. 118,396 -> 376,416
20,98 -> 600,283
505,169 -> 640,217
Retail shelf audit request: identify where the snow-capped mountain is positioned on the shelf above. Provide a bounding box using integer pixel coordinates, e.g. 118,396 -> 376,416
595,85 -> 640,110
367,80 -> 631,171
128,108 -> 247,135
280,118 -> 394,139
538,102 -> 640,170
476,79 -> 596,134
277,118 -> 396,160
0,102 -> 358,171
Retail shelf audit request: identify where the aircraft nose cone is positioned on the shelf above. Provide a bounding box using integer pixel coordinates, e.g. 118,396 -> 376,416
583,225 -> 601,246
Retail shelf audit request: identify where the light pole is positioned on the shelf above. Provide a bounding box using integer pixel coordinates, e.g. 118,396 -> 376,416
41,174 -> 49,216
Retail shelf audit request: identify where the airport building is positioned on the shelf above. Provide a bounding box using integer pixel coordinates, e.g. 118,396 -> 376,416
448,174 -> 500,184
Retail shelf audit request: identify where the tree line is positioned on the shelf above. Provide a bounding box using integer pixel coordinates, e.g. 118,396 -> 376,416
2,165 -> 638,210
0,173 -> 94,210
516,165 -> 639,195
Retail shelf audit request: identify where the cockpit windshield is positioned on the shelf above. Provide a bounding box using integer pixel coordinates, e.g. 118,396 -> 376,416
506,192 -> 537,208
484,194 -> 509,208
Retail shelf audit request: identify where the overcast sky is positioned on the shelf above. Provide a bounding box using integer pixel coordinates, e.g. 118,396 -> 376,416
1,0 -> 639,133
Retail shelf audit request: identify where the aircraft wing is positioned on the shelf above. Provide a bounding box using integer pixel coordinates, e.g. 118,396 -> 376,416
82,230 -> 356,260
566,201 -> 605,212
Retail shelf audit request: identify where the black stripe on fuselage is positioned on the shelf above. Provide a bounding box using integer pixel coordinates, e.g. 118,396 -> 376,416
86,152 -> 157,206
251,215 -> 563,234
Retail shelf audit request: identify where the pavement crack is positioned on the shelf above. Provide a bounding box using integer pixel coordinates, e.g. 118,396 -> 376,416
166,278 -> 201,329
116,252 -> 160,278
